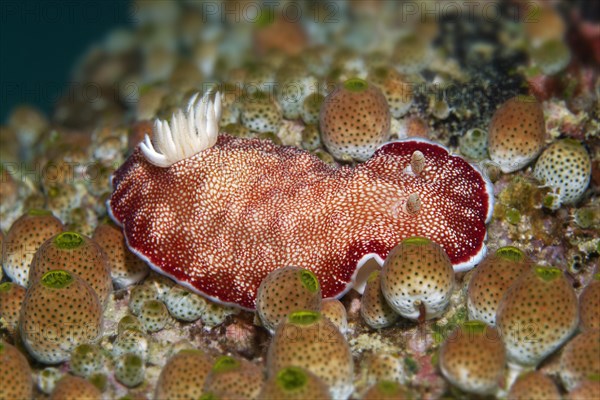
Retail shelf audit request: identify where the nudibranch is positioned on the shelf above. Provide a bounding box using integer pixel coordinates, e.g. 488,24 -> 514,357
109,92 -> 494,310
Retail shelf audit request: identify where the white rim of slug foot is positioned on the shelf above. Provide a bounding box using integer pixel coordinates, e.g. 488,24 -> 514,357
140,90 -> 222,167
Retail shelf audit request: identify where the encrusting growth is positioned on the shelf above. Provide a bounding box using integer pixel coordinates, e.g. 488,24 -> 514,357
361,270 -> 400,329
381,237 -> 455,321
559,329 -> 600,392
507,371 -> 561,400
93,220 -> 149,288
579,273 -> 600,330
154,349 -> 213,400
203,355 -> 264,400
69,344 -> 104,378
467,246 -> 531,326
2,210 -> 64,287
0,341 -> 33,400
321,298 -> 349,335
496,266 -> 578,367
533,139 -> 591,208
256,266 -> 322,333
259,366 -> 331,400
49,375 -> 102,400
19,270 -> 103,364
439,321 -> 506,395
319,77 -> 391,161
488,95 -> 546,173
29,232 -> 112,308
267,310 -> 354,399
0,282 -> 26,336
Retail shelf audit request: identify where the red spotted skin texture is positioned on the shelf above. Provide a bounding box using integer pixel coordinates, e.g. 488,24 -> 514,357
109,135 -> 491,309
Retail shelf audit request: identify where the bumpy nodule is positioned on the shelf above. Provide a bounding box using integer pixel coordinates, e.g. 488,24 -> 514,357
496,266 -> 578,367
319,78 -> 391,161
467,246 -> 531,326
439,321 -> 506,395
381,237 -> 455,320
267,310 -> 354,399
20,270 -> 103,364
29,232 -> 112,308
256,266 -> 322,333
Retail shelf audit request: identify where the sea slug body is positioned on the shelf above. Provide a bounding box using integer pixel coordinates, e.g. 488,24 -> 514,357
109,92 -> 494,310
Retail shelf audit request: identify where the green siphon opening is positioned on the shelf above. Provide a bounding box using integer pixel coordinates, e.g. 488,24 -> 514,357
247,90 -> 268,101
27,209 -> 52,216
41,270 -> 74,289
54,232 -> 84,250
403,237 -> 430,246
462,320 -> 487,335
124,353 -> 143,368
145,300 -> 164,311
276,367 -> 307,391
199,393 -> 220,400
542,194 -> 559,210
178,349 -> 204,356
505,208 -> 521,225
367,270 -> 380,283
299,270 -> 319,293
588,373 -> 600,382
118,315 -> 142,334
0,282 -> 13,293
89,373 -> 107,392
48,186 -> 60,198
540,39 -> 566,57
343,78 -> 368,92
212,356 -> 240,373
496,246 -> 524,262
561,138 -> 581,147
288,310 -> 320,325
74,343 -> 94,356
254,8 -> 274,28
378,380 -> 400,395
574,208 -> 594,229
40,369 -> 55,378
256,132 -> 279,143
534,266 -> 562,282
306,93 -> 324,109
372,66 -> 388,80
531,39 -> 570,72
594,273 -> 600,281
516,94 -> 537,104
470,128 -> 483,138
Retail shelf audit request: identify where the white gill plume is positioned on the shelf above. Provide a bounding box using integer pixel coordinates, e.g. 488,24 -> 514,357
140,91 -> 222,167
